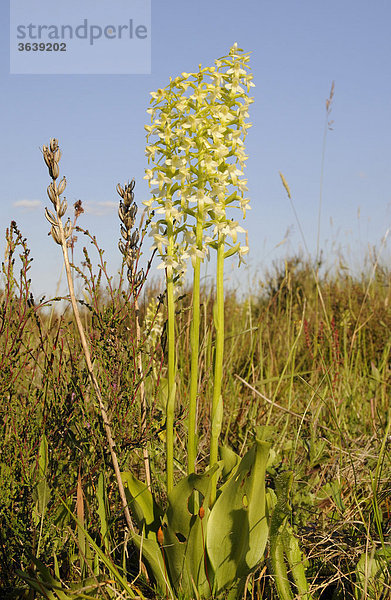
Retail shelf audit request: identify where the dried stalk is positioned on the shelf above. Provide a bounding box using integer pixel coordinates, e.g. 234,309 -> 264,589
117,180 -> 151,488
43,138 -> 134,533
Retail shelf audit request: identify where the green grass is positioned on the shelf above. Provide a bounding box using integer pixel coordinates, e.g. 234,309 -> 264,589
1,222 -> 390,598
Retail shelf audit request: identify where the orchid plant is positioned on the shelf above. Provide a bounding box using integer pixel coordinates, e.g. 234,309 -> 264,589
118,45 -> 278,599
143,43 -> 253,497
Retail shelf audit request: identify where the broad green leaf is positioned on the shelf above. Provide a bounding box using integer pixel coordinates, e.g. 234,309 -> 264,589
121,471 -> 163,538
219,445 -> 240,482
162,463 -> 222,597
207,440 -> 270,594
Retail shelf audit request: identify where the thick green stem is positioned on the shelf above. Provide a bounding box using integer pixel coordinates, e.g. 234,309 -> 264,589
209,233 -> 225,503
187,213 -> 203,474
166,217 -> 176,494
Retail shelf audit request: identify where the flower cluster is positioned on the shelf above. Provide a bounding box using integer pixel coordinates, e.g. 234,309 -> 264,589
143,43 -> 254,277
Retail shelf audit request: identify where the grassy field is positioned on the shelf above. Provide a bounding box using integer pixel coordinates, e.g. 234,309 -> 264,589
1,215 -> 390,598
1,52 -> 390,599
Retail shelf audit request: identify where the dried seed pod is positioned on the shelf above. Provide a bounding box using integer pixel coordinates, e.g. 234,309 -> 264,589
124,188 -> 134,205
130,230 -> 140,248
50,225 -> 62,245
131,269 -> 144,288
129,204 -> 138,219
57,176 -> 67,195
45,207 -> 57,226
47,183 -> 57,205
58,199 -> 68,218
118,204 -> 125,222
120,225 -> 130,241
122,214 -> 136,231
50,138 -> 59,152
50,162 -> 59,180
116,183 -> 124,198
42,146 -> 51,168
53,148 -> 61,163
63,218 -> 73,239
118,240 -> 126,256
125,256 -> 134,270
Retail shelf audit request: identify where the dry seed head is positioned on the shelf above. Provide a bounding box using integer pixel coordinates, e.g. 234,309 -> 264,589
117,179 -> 143,287
74,199 -> 84,218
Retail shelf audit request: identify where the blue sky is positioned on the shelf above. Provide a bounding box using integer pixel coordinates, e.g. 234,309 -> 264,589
1,0 -> 391,299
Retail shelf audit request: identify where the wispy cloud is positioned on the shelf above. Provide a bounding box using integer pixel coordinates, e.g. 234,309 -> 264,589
84,201 -> 118,216
13,199 -> 42,210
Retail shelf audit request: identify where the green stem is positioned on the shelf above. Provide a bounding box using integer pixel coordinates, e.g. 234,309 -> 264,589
187,212 -> 203,474
166,216 -> 176,494
209,232 -> 225,503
